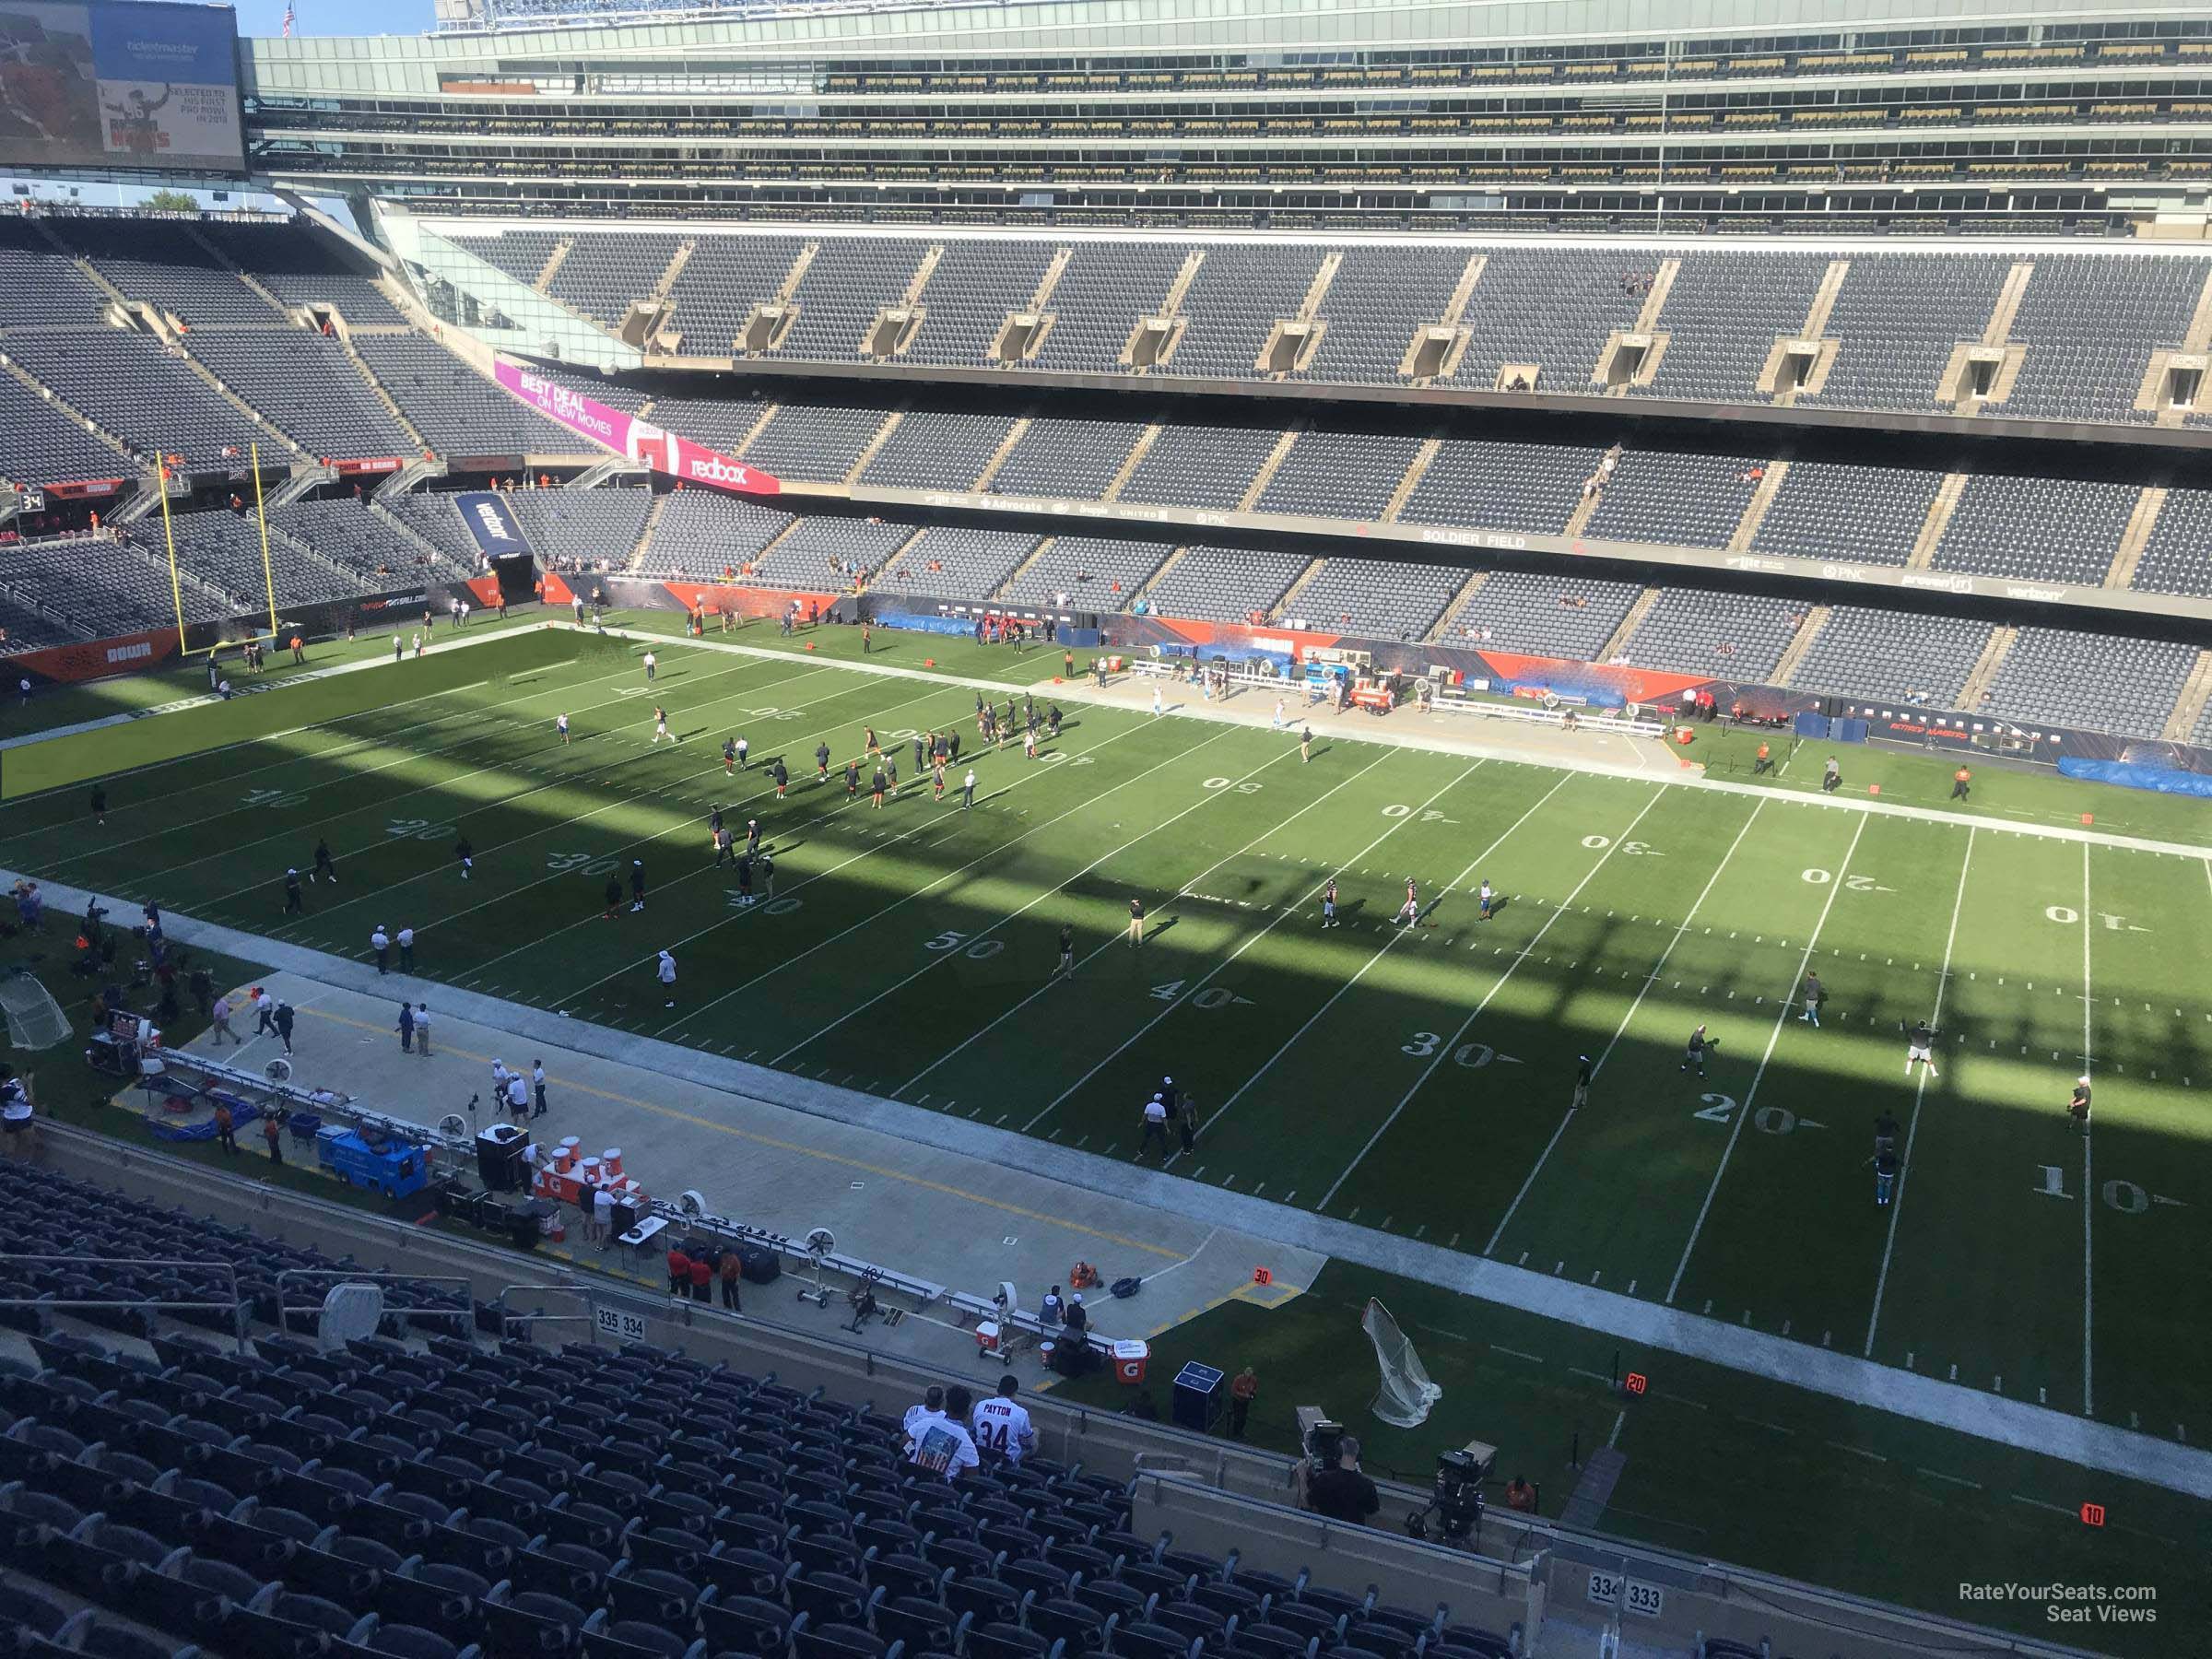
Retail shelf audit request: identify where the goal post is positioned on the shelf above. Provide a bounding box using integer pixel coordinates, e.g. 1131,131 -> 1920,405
1361,1297 -> 1443,1428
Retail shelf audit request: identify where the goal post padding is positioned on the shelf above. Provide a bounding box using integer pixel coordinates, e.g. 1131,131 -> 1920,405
1362,1296 -> 1443,1428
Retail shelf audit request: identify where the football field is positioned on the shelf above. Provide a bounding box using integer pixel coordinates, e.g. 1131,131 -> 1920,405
4,623 -> 2208,1453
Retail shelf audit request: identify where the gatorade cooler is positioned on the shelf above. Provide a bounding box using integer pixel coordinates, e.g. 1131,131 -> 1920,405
1112,1339 -> 1150,1386
578,1156 -> 601,1189
974,1321 -> 1002,1358
555,1137 -> 581,1171
602,1148 -> 624,1179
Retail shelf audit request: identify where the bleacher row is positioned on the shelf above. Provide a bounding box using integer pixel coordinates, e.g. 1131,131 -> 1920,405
650,401 -> 2212,598
0,1160 -> 1524,1659
0,218 -> 588,484
0,467 -> 2203,743
440,227 -> 2212,429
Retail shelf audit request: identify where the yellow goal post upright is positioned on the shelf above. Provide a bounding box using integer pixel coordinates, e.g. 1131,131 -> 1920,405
155,453 -> 187,655
251,441 -> 279,643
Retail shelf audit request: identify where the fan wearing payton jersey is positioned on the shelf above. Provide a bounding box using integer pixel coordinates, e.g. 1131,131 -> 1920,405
971,1373 -> 1038,1465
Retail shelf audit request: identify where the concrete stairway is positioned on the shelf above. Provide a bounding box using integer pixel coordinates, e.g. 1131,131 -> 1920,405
1905,474 -> 1970,569
1594,586 -> 1662,664
1768,604 -> 1830,688
1422,569 -> 1489,644
2159,649 -> 2212,741
1958,625 -> 2018,712
2104,486 -> 2168,589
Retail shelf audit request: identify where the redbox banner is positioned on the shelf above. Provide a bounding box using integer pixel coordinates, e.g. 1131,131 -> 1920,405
493,361 -> 782,497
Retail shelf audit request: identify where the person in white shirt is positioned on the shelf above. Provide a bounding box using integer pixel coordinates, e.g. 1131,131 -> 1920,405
1139,1094 -> 1171,1161
557,713 -> 570,745
961,769 -> 977,811
412,1002 -> 431,1056
531,1060 -> 547,1118
904,1384 -> 980,1481
491,1058 -> 510,1098
657,949 -> 677,1008
591,1183 -> 614,1247
1151,683 -> 1163,716
396,924 -> 415,971
972,1374 -> 1037,1465
902,1385 -> 948,1454
370,925 -> 390,973
642,651 -> 657,682
505,1071 -> 529,1124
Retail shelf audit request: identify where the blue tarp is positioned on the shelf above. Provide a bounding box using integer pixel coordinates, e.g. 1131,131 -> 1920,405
2058,758 -> 2212,798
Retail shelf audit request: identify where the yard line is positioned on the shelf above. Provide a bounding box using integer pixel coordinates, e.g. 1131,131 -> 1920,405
182,658 -> 832,903
2079,841 -> 2094,1418
206,664 -> 908,919
1485,796 -> 1769,1256
1665,813 -> 1869,1302
1203,770 -> 1583,1141
38,650 -> 787,873
475,695 -> 1161,994
1018,757 -> 1486,1134
553,711 -> 1199,1012
1865,826 -> 1973,1356
773,741 -> 1310,1064
906,747 -> 1395,1097
1319,786 -> 1666,1210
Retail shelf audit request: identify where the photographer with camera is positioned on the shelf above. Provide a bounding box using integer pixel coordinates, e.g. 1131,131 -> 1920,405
1305,1434 -> 1381,1527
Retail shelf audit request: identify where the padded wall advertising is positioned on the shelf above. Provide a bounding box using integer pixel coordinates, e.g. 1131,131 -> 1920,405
0,0 -> 241,172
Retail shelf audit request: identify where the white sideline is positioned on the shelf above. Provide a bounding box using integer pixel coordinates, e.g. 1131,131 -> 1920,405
15,865 -> 2209,1504
590,625 -> 2212,864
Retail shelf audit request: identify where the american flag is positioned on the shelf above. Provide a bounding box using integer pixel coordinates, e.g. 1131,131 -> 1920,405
281,2 -> 294,34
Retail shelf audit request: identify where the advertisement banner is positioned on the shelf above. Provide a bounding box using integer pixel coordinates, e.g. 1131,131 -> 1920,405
0,1 -> 242,173
453,491 -> 533,560
493,361 -> 782,497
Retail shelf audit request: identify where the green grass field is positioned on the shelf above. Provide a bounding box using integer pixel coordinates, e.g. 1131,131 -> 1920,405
2,618 -> 2206,1646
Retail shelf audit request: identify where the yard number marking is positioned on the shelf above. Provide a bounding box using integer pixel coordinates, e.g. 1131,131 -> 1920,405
2034,1167 -> 2158,1213
1204,777 -> 1264,794
1803,868 -> 1891,891
1584,835 -> 1659,855
926,930 -> 1006,959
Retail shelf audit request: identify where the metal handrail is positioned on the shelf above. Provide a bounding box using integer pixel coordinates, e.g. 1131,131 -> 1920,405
273,1267 -> 476,1336
0,1253 -> 247,1352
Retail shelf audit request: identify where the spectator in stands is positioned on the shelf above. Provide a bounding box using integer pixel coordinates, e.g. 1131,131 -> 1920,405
1305,1435 -> 1381,1526
0,1067 -> 32,1149
907,1384 -> 982,1481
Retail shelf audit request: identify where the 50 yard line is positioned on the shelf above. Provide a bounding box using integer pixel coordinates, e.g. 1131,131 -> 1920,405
1863,825 -> 1973,1357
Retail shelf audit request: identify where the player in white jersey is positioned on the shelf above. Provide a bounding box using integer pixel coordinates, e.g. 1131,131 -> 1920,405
971,1374 -> 1037,1465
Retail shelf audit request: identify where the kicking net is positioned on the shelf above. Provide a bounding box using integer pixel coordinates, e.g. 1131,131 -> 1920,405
0,972 -> 69,1051
1361,1297 -> 1443,1428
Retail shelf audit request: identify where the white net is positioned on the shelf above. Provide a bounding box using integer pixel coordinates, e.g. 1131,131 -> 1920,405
0,973 -> 69,1051
1361,1297 -> 1443,1428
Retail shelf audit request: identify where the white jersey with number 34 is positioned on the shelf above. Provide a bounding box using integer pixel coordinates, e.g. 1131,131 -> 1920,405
972,1398 -> 1034,1460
